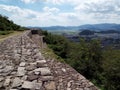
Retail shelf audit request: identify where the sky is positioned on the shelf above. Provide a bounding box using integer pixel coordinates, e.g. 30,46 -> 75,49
0,0 -> 120,27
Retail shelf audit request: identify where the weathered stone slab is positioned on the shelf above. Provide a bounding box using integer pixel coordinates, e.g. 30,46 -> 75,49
22,81 -> 34,89
35,82 -> 42,90
26,65 -> 36,71
62,68 -> 66,72
36,60 -> 47,68
0,82 -> 3,88
34,71 -> 40,75
0,65 -> 4,69
39,76 -> 54,81
17,67 -> 26,76
0,77 -> 4,82
27,74 -> 39,81
36,60 -> 46,63
4,78 -> 11,86
12,77 -> 22,88
3,66 -> 14,73
36,63 -> 47,68
14,54 -> 20,60
44,81 -> 56,90
30,62 -> 37,65
34,67 -> 51,75
19,62 -> 26,67
21,75 -> 27,81
35,53 -> 42,58
67,88 -> 71,90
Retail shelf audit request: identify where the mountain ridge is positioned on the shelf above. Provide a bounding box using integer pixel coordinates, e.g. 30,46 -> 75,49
28,23 -> 120,31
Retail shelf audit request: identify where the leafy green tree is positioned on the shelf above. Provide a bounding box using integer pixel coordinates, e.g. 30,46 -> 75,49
66,39 -> 103,82
0,14 -> 23,31
42,30 -> 120,90
43,32 -> 68,58
103,50 -> 120,90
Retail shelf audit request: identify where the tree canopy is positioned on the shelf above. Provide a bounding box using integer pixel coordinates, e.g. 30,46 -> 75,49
42,30 -> 120,90
0,14 -> 24,31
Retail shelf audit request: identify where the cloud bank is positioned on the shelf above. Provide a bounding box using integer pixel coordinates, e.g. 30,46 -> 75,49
0,0 -> 120,26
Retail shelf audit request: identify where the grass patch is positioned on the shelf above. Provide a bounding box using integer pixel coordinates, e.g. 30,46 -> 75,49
41,46 -> 65,63
0,30 -> 25,42
0,31 -> 13,35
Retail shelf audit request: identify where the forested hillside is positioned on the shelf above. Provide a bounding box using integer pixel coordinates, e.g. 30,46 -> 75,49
0,15 -> 25,35
42,30 -> 120,90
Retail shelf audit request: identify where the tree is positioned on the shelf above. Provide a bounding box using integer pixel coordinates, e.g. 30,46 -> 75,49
66,39 -> 103,85
0,14 -> 22,31
43,32 -> 68,58
42,30 -> 120,90
103,50 -> 120,90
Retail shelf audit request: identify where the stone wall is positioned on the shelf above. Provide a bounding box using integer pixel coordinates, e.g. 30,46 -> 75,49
0,31 -> 99,90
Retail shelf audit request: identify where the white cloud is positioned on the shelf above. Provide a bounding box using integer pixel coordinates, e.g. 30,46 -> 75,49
74,0 -> 120,13
73,0 -> 120,22
1,0 -> 120,26
21,0 -> 45,4
0,4 -> 82,26
21,0 -> 35,4
0,4 -> 42,26
43,7 -> 60,12
46,0 -> 100,5
0,4 -> 39,18
46,0 -> 65,5
0,4 -> 67,26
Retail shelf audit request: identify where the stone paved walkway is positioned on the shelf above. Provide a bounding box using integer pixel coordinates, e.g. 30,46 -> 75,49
0,31 -> 98,90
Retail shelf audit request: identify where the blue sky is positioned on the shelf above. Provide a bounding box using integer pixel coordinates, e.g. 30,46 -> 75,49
0,0 -> 120,26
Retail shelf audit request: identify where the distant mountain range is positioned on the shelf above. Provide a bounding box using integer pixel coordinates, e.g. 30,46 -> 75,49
78,23 -> 120,31
28,23 -> 120,31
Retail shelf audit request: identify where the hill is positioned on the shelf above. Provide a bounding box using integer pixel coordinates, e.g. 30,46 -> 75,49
98,30 -> 120,34
79,23 -> 120,31
37,23 -> 120,31
0,14 -> 24,31
79,30 -> 95,35
41,26 -> 79,31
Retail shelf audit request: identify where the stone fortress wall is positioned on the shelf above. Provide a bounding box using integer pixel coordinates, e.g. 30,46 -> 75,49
0,30 -> 99,90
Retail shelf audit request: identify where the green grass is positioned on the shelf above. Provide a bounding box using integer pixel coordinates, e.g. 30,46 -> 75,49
0,31 -> 13,35
41,46 -> 65,63
0,30 -> 24,42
